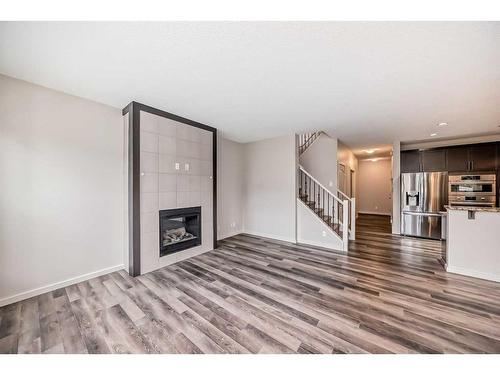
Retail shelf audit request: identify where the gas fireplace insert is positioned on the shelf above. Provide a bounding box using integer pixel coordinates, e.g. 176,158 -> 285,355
159,206 -> 201,257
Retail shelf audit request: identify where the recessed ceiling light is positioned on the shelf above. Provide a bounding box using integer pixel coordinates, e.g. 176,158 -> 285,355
430,133 -> 437,137
370,158 -> 378,162
438,122 -> 448,127
364,149 -> 378,154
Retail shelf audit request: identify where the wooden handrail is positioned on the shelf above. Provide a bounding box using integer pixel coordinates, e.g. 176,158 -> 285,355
298,131 -> 321,155
299,165 -> 342,204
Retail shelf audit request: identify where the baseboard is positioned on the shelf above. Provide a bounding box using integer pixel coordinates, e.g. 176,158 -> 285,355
217,230 -> 244,241
0,264 -> 125,307
446,265 -> 500,283
357,211 -> 392,216
241,230 -> 296,244
297,238 -> 347,253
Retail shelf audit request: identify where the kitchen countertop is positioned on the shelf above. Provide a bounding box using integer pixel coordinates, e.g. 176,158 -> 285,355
445,205 -> 500,213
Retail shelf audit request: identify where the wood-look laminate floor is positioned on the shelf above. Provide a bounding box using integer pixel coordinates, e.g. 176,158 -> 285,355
2,214 -> 500,354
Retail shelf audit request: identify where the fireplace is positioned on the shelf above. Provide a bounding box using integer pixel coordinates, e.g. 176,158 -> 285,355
159,207 -> 202,257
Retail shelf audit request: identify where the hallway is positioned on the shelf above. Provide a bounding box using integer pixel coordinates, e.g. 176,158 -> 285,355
351,214 -> 444,270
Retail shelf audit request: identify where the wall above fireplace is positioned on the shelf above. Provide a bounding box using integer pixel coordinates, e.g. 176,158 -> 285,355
122,102 -> 217,276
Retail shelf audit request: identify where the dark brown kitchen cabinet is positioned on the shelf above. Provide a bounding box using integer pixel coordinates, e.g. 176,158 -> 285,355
446,146 -> 469,173
401,150 -> 421,173
421,149 -> 447,172
469,143 -> 497,171
401,141 -> 499,176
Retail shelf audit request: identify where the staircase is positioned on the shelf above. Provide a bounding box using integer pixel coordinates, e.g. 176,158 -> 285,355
298,132 -> 321,155
297,132 -> 356,252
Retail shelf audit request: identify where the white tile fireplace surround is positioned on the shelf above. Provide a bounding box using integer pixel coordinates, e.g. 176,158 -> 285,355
124,103 -> 216,276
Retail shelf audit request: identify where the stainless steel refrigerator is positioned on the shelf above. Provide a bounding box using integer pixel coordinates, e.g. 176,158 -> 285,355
401,172 -> 448,239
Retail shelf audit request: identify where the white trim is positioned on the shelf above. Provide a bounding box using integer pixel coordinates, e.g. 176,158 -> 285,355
342,199 -> 349,252
359,156 -> 392,162
0,264 -> 125,307
337,189 -> 352,202
446,265 -> 500,283
242,230 -> 296,244
217,230 -> 244,240
296,240 -> 342,251
358,210 -> 392,216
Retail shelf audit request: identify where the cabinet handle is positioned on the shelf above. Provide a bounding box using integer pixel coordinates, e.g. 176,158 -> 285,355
471,160 -> 474,171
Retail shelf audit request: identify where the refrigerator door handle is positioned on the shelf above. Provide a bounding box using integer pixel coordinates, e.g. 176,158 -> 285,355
403,212 -> 442,217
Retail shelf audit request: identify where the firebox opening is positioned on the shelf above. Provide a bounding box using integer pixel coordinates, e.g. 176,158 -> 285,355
159,206 -> 201,257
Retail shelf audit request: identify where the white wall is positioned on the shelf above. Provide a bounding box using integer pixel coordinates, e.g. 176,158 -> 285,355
297,199 -> 343,251
357,158 -> 393,215
217,136 -> 244,239
300,133 -> 338,194
243,134 -> 297,242
0,74 -> 125,306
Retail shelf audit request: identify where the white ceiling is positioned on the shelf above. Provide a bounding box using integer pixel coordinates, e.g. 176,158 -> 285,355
1,22 -> 499,154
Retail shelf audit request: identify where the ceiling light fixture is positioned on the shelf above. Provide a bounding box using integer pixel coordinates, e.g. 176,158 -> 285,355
430,133 -> 437,137
364,149 -> 377,154
438,122 -> 448,127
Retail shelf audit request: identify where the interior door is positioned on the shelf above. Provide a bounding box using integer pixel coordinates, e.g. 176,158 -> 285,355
349,169 -> 354,198
338,163 -> 346,195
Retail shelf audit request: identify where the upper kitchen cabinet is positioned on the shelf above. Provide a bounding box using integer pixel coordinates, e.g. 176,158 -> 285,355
446,142 -> 497,172
421,149 -> 447,172
446,146 -> 469,172
401,150 -> 421,173
401,149 -> 447,173
401,141 -> 499,176
469,143 -> 497,171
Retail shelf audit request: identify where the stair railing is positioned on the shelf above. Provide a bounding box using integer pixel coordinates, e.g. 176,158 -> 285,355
298,165 -> 349,252
298,132 -> 321,155
337,190 -> 356,240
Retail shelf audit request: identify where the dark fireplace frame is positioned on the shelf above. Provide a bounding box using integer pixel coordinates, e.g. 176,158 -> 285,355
122,101 -> 217,277
159,206 -> 202,257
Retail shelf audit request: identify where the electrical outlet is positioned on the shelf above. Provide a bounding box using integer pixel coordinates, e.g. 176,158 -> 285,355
322,231 -> 326,237
231,222 -> 236,228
